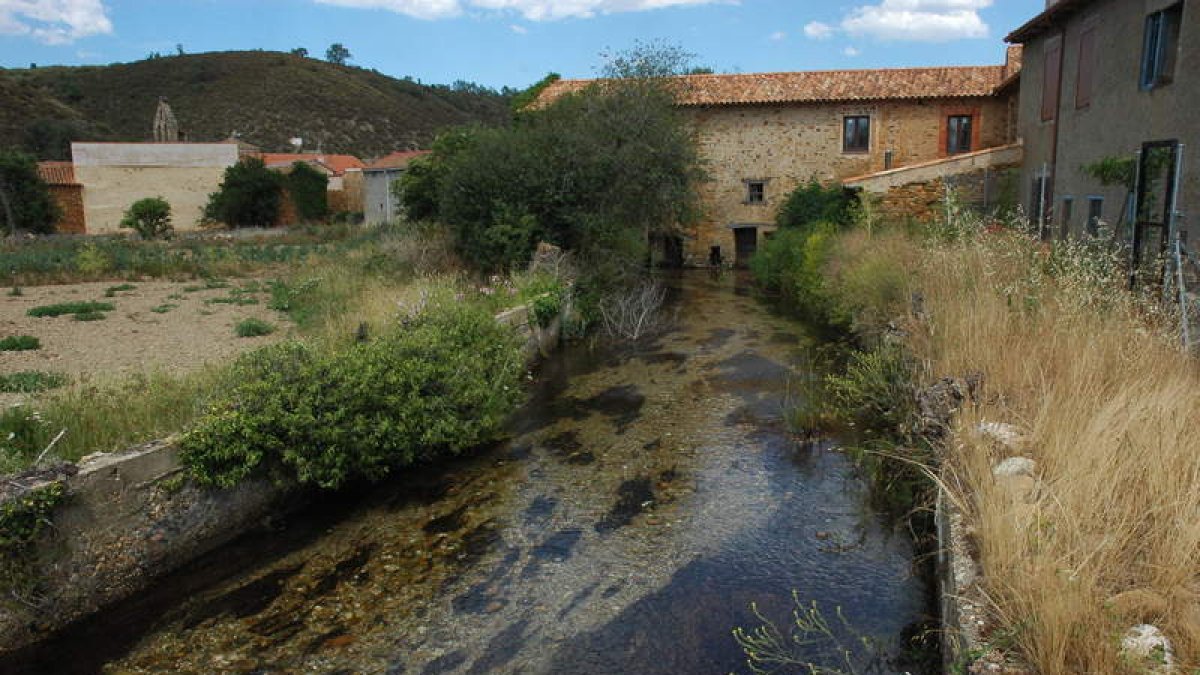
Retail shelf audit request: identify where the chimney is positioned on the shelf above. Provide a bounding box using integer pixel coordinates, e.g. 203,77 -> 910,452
1005,45 -> 1024,79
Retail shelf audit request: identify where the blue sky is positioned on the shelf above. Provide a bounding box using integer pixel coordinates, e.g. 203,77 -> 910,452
1,0 -> 1044,89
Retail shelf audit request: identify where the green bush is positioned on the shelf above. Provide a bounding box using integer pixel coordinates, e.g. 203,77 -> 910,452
824,345 -> 917,438
104,283 -> 136,297
529,292 -> 562,328
776,178 -> 860,232
750,224 -> 846,332
235,318 -> 275,337
72,310 -> 107,321
181,300 -> 525,489
0,150 -> 59,235
120,196 -> 173,240
27,301 -> 114,318
0,336 -> 40,351
203,158 -> 283,228
285,162 -> 329,222
0,371 -> 68,393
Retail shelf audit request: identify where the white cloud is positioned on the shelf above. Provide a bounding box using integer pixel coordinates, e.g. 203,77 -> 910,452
843,45 -> 860,56
841,0 -> 991,42
315,0 -> 730,21
0,0 -> 113,44
802,21 -> 832,39
768,30 -> 785,41
509,22 -> 527,33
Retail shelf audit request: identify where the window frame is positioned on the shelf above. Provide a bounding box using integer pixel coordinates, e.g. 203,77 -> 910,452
947,115 -> 973,155
1075,25 -> 1096,109
1042,35 -> 1063,122
1086,196 -> 1104,236
1060,196 -> 1074,239
744,180 -> 767,205
842,115 -> 871,154
1141,4 -> 1183,90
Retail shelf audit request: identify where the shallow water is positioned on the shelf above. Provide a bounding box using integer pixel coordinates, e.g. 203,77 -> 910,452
10,272 -> 932,674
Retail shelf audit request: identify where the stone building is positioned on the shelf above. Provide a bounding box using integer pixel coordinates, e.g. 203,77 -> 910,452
539,53 -> 1021,266
363,151 -> 430,225
1008,0 -> 1196,242
35,161 -> 86,234
71,142 -> 243,234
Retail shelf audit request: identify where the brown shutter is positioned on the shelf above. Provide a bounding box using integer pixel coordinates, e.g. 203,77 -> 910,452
1042,38 -> 1062,121
1076,27 -> 1095,108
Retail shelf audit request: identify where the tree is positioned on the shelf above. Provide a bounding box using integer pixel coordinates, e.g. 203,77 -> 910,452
0,150 -> 59,235
290,47 -> 308,58
121,197 -> 173,239
203,158 -> 283,228
325,43 -> 352,65
285,162 -> 328,222
22,118 -> 83,161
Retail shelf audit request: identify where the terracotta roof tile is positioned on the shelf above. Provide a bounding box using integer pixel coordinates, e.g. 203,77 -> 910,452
36,161 -> 77,186
255,153 -> 364,176
365,150 -> 431,170
537,65 -> 1008,108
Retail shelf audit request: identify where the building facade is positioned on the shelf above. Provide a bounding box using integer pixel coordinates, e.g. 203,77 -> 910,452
363,151 -> 430,226
539,56 -> 1020,266
1009,0 -> 1196,241
71,142 -> 241,233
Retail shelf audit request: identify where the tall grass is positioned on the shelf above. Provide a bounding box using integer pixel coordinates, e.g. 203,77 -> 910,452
825,218 -> 1200,672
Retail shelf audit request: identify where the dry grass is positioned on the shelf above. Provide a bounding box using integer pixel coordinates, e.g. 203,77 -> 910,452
833,219 -> 1200,673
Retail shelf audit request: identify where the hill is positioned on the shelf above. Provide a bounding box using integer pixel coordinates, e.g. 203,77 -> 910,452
0,51 -> 512,160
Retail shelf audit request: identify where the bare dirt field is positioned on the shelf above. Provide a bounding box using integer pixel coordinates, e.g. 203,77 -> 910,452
0,279 -> 290,387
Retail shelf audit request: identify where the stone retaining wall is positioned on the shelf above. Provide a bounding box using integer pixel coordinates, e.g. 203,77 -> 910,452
0,302 -> 561,654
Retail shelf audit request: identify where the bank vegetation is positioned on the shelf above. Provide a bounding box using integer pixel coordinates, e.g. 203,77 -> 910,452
758,191 -> 1200,673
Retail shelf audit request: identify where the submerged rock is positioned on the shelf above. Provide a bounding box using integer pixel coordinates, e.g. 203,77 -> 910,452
1120,624 -> 1176,674
992,457 -> 1036,478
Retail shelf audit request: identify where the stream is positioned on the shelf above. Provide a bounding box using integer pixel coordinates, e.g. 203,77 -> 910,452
11,271 -> 933,674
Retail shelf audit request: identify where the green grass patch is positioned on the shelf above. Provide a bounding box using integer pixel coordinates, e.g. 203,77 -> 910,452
0,336 -> 40,352
150,304 -> 178,314
206,295 -> 259,306
166,293 -> 184,300
0,371 -> 68,393
235,318 -> 275,337
104,283 -> 136,297
72,310 -> 107,322
27,301 -> 114,318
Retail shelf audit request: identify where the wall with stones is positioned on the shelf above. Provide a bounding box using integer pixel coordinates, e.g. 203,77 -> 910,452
48,185 -> 86,235
681,96 -> 1012,264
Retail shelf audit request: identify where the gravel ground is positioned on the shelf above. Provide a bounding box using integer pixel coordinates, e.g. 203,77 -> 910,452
0,279 -> 291,398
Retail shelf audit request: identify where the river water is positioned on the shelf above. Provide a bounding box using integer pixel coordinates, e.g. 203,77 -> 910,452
13,272 -> 932,674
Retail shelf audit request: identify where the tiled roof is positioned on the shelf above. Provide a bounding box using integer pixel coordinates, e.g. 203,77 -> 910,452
1007,0 -> 1095,43
536,65 -> 1009,108
36,161 -> 77,186
365,150 -> 430,171
256,153 -> 364,175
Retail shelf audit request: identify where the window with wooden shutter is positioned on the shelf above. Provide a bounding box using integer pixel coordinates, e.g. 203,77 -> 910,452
1076,26 -> 1095,108
1042,37 -> 1062,121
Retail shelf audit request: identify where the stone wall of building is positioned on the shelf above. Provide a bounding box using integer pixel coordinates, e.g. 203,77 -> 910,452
681,96 -> 1012,264
48,184 -> 86,234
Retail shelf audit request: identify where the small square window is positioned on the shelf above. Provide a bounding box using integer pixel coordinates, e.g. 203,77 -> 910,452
1087,197 -> 1104,236
947,115 -> 973,155
843,116 -> 870,153
746,181 -> 766,204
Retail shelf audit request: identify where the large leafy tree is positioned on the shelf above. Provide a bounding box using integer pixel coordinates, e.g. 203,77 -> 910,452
404,43 -> 703,281
0,149 -> 60,235
203,157 -> 282,228
285,161 -> 328,222
325,43 -> 351,65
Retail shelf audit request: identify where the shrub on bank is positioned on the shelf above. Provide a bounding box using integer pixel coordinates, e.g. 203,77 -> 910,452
181,300 -> 525,489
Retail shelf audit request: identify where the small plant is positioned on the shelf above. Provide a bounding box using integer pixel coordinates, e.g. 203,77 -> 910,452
0,336 -> 40,351
74,243 -> 113,276
104,283 -> 137,297
0,481 -> 67,594
27,301 -> 114,318
529,292 -> 562,328
166,293 -> 184,300
235,318 -> 275,337
0,371 -> 69,393
120,196 -> 174,240
206,295 -> 259,306
72,310 -> 107,322
150,304 -> 178,314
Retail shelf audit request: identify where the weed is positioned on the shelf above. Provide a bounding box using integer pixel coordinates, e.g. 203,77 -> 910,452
72,311 -> 107,322
166,293 -> 184,300
0,371 -> 68,393
104,283 -> 136,297
27,301 -> 114,318
150,304 -> 178,314
205,295 -> 258,306
0,336 -> 40,351
234,318 -> 275,337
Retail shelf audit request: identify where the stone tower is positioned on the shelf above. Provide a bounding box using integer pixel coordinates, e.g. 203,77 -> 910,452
152,97 -> 179,142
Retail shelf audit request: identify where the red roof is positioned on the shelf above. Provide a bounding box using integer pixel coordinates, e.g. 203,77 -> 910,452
365,150 -> 430,170
536,65 -> 1008,108
36,161 -> 77,186
256,153 -> 364,176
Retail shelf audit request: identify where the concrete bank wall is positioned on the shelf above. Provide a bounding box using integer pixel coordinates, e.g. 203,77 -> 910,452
0,303 -> 561,654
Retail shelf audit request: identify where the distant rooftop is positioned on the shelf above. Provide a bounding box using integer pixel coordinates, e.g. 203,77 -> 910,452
365,150 -> 430,171
256,153 -> 364,176
536,64 -> 1011,108
36,161 -> 77,186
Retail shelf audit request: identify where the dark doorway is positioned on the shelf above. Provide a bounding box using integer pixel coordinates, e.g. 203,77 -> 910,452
661,235 -> 684,268
734,227 -> 758,268
1130,140 -> 1181,289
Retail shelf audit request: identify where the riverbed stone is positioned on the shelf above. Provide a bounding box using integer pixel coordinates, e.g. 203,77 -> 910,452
977,422 -> 1024,451
992,456 -> 1036,478
917,376 -> 969,437
1120,624 -> 1176,674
